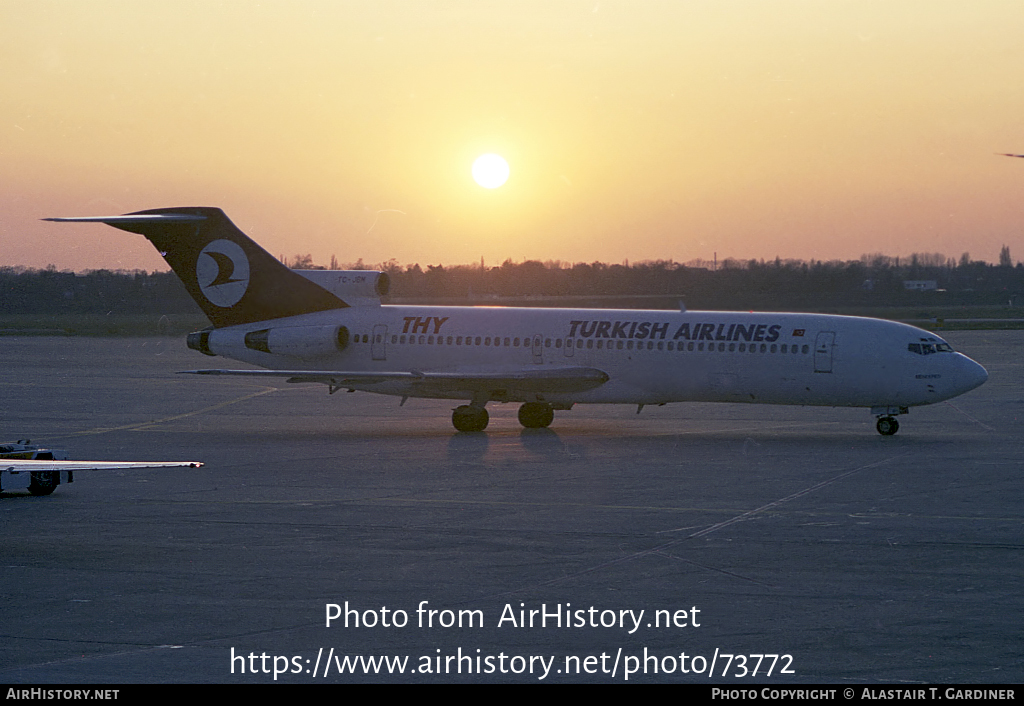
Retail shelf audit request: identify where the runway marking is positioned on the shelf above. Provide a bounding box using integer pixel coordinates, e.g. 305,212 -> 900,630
103,501 -> 1024,526
487,452 -> 910,596
49,388 -> 278,439
669,452 -> 910,538
943,400 -> 997,432
103,492 -> 1024,524
0,641 -> 194,678
653,551 -> 775,587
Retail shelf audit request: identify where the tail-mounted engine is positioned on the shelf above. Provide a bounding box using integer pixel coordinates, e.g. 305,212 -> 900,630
187,329 -> 215,356
188,325 -> 350,359
293,270 -> 389,306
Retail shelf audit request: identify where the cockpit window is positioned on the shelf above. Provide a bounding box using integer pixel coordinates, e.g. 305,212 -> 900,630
908,337 -> 953,355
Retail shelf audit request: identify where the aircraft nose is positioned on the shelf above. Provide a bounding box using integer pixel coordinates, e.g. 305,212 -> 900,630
956,355 -> 988,394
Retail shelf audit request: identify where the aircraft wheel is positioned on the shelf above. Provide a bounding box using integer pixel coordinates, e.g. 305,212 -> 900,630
452,405 -> 489,432
518,402 -> 554,429
28,471 -> 60,496
876,416 -> 899,436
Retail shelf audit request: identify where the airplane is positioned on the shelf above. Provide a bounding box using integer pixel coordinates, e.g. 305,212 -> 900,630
46,207 -> 988,435
0,439 -> 203,496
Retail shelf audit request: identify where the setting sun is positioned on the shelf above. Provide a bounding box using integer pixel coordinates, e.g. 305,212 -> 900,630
472,154 -> 510,189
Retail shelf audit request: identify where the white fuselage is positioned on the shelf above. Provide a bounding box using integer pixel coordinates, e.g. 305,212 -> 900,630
199,305 -> 988,410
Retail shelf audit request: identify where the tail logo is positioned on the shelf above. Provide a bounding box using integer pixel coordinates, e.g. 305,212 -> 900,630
196,239 -> 250,307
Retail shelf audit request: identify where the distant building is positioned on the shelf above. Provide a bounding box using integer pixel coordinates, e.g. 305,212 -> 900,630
903,280 -> 938,291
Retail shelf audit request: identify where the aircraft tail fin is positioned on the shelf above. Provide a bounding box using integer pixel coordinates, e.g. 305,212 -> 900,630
46,207 -> 348,327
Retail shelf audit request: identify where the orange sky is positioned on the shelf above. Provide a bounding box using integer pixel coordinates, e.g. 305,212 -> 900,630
3,1 -> 1024,272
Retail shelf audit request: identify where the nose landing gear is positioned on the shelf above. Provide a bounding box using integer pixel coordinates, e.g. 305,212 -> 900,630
872,406 -> 907,436
876,416 -> 899,436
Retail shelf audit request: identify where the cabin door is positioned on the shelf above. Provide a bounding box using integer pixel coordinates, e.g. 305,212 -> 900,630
814,331 -> 834,373
532,334 -> 544,364
371,324 -> 388,361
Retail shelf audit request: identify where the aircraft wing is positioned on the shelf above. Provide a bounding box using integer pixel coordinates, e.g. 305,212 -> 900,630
182,367 -> 610,394
1,460 -> 203,472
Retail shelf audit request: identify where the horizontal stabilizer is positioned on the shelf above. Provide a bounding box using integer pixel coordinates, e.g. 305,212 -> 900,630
43,214 -> 207,224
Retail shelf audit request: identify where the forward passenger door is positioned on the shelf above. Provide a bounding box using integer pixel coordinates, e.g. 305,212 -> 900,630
814,332 -> 835,373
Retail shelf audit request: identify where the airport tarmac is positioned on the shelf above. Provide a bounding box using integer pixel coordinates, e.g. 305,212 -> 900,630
1,331 -> 1020,683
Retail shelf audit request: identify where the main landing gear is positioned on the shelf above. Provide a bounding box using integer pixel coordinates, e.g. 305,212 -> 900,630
451,401 -> 557,432
452,405 -> 489,432
518,402 -> 555,429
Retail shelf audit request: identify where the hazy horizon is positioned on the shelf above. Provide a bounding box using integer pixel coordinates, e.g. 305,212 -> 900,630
3,2 -> 1024,273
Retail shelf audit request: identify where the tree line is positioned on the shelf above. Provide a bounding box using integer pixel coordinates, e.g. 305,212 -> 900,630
2,248 -> 1021,321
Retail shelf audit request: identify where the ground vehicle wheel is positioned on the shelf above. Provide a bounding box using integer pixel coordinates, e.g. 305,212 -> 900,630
876,416 -> 899,436
518,402 -> 554,429
28,471 -> 60,496
452,405 -> 489,432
